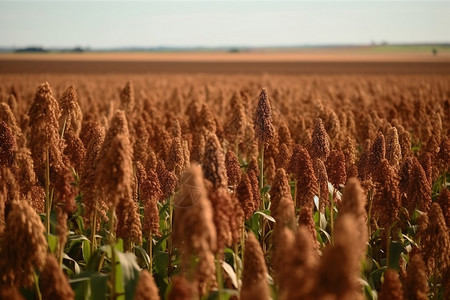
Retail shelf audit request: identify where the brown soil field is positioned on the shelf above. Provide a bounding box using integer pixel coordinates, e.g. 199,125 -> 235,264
1,52 -> 450,74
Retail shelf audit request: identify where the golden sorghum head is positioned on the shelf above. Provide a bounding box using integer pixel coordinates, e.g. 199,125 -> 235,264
139,168 -> 162,237
59,85 -> 83,135
372,159 -> 401,232
116,193 -> 143,247
247,169 -> 261,211
167,137 -> 185,176
437,136 -> 449,172
80,121 -> 107,228
225,91 -> 247,144
39,254 -> 74,300
225,149 -> 241,188
278,121 -> 292,148
133,117 -> 150,165
191,131 -> 206,164
96,130 -> 133,209
6,92 -> 18,114
289,145 -> 318,208
369,131 -> 386,175
173,165 -> 216,295
419,203 -> 450,275
270,168 -> 292,216
399,129 -> 412,158
0,121 -> 17,167
1,200 -> 47,287
173,164 -> 216,254
208,187 -> 235,252
0,102 -> 22,146
282,226 -> 319,300
326,150 -> 347,189
407,157 -> 431,214
156,161 -> 177,200
167,276 -> 196,300
385,126 -> 402,169
310,118 -> 330,161
340,177 -> 368,255
200,103 -> 217,133
241,232 -> 270,300
63,127 -> 86,172
0,286 -> 25,300
120,81 -> 135,114
313,215 -> 365,300
13,148 -> 39,202
133,270 -> 161,300
203,133 -> 228,189
276,142 -> 291,170
27,81 -> 64,184
236,172 -> 256,219
253,88 -> 275,146
314,158 -> 329,211
272,226 -> 295,288
405,250 -> 429,300
419,152 -> 432,186
56,207 -> 68,261
379,270 -> 404,300
437,189 -> 449,228
273,195 -> 296,232
298,205 -> 319,250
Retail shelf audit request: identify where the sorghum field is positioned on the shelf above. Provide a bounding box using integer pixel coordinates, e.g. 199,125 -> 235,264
0,68 -> 449,300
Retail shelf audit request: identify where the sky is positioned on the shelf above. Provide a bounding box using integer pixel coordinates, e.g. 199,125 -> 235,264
0,1 -> 449,49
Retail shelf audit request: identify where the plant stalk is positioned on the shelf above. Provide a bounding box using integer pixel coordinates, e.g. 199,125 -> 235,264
109,205 -> 117,300
216,253 -> 224,300
45,149 -> 51,233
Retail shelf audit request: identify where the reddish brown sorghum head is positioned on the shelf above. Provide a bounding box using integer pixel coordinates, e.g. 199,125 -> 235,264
253,88 -> 275,146
405,250 -> 429,300
310,118 -> 330,161
203,133 -> 228,189
225,149 -> 241,188
39,254 -> 75,300
0,200 -> 47,287
326,150 -> 347,189
59,85 -> 83,135
133,270 -> 161,300
0,121 -> 17,167
240,233 -> 270,300
379,270 -> 404,300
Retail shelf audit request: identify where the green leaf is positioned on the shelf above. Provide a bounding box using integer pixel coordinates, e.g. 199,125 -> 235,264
134,245 -> 151,270
47,234 -> 58,254
319,212 -> 327,229
388,241 -> 405,270
221,260 -> 238,288
115,250 -> 140,300
154,251 -> 169,279
255,210 -> 275,223
63,253 -> 81,275
82,239 -> 91,262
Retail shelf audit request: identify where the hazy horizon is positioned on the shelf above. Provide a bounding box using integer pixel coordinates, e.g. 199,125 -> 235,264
1,1 -> 449,49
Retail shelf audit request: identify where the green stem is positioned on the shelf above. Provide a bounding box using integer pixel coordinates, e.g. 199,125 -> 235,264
45,149 -> 51,233
234,243 -> 240,290
330,191 -> 335,244
260,144 -> 264,190
91,201 -> 98,254
386,225 -> 391,269
367,189 -> 374,238
216,253 -> 224,300
149,234 -> 153,271
293,179 -> 298,212
34,271 -> 42,300
109,206 -> 117,300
